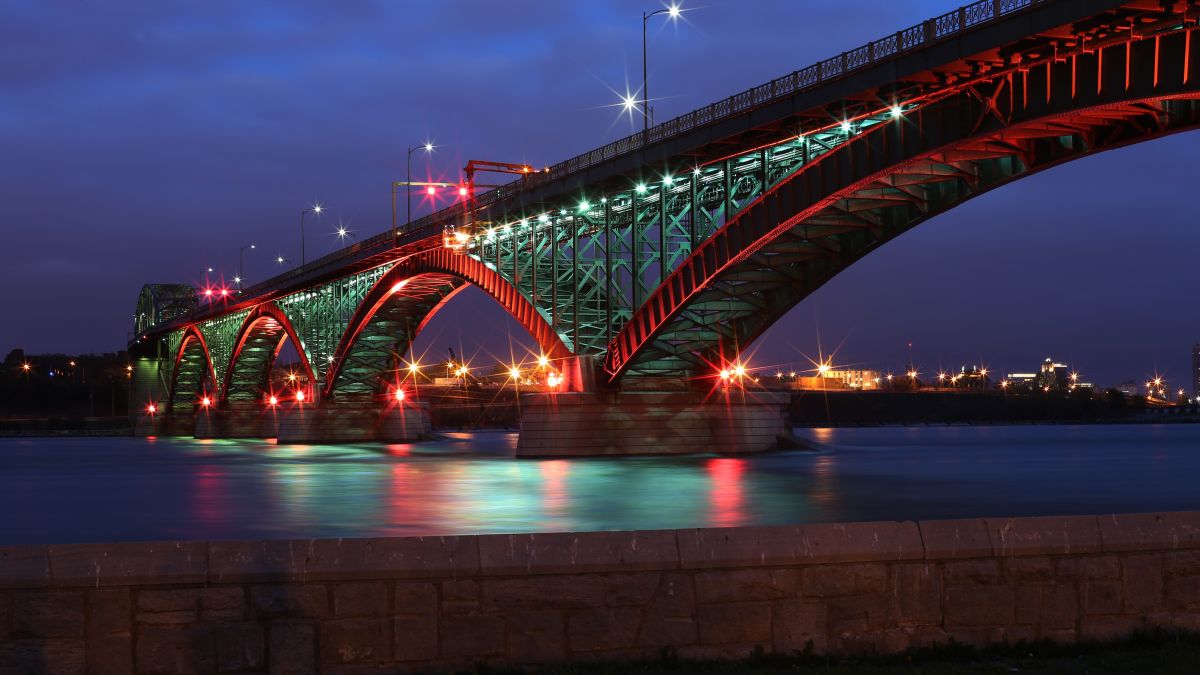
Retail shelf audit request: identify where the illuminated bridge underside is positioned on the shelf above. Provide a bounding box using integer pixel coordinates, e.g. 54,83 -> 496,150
605,27 -> 1200,379
168,328 -> 214,413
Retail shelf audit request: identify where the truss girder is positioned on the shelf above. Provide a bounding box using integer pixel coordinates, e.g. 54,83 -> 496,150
605,26 -> 1200,380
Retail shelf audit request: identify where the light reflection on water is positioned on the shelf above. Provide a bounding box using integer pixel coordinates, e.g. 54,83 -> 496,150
1,424 -> 1199,544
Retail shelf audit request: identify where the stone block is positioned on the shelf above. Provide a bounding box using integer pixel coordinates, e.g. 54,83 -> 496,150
136,624 -> 215,675
438,614 -> 505,660
1098,512 -> 1200,552
307,537 -> 479,581
984,515 -> 1102,557
1082,580 -> 1122,615
694,569 -> 797,603
320,617 -> 392,664
696,602 -> 772,645
0,546 -> 51,589
478,529 -> 677,576
1004,556 -> 1055,582
394,581 -> 437,615
1079,615 -> 1143,641
1164,550 -> 1200,576
481,575 -> 604,610
138,589 -> 200,624
1039,584 -> 1078,631
801,563 -> 888,597
209,539 -> 307,584
267,621 -> 315,675
49,541 -> 207,587
567,607 -> 642,652
215,623 -> 264,672
12,591 -> 84,638
944,586 -> 1013,627
393,614 -> 438,662
1056,555 -> 1120,579
1014,585 -> 1042,624
918,518 -> 993,559
250,585 -> 328,618
1165,576 -> 1200,609
333,583 -> 390,618
87,589 -> 132,675
0,639 -> 86,674
602,573 -> 660,607
201,587 -> 246,622
1121,554 -> 1163,612
944,559 -> 1001,584
772,600 -> 827,654
637,572 -> 697,647
890,564 -> 941,624
827,594 -> 891,636
506,611 -> 566,662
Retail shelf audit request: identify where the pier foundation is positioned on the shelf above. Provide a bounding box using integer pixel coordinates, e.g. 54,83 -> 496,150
194,403 -> 279,439
276,398 -> 432,444
516,391 -> 789,456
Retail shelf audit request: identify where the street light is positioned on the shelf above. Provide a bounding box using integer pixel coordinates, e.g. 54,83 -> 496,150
397,142 -> 436,237
642,3 -> 683,132
299,203 -> 323,266
238,244 -> 255,288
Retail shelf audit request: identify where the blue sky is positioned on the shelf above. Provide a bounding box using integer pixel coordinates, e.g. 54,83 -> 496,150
2,0 -> 1198,387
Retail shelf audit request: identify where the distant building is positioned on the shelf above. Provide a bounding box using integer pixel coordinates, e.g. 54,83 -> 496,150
1004,372 -> 1039,391
1193,343 -> 1200,398
792,369 -> 882,391
1115,380 -> 1140,396
1005,358 -> 1085,392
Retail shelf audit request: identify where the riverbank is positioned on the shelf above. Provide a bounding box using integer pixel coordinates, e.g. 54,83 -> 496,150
1,511 -> 1197,672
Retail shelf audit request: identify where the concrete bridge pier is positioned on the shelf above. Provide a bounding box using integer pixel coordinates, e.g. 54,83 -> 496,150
195,403 -> 279,439
516,390 -> 790,457
275,397 -> 432,444
133,412 -> 196,437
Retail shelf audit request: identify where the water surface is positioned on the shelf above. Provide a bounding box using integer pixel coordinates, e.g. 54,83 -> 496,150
1,424 -> 1197,544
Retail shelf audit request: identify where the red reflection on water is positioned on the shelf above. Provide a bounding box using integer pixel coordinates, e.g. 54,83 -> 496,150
194,466 -> 227,529
540,460 -> 569,514
706,457 -> 746,527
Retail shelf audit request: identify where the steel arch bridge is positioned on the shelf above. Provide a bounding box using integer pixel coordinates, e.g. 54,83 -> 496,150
133,0 -> 1200,413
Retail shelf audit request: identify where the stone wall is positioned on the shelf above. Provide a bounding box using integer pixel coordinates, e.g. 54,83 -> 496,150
1,512 -> 1199,673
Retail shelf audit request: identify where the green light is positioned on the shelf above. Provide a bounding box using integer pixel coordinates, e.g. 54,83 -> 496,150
635,184 -> 647,194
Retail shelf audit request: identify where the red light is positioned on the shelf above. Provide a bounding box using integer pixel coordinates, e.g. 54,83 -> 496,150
200,396 -> 211,407
204,288 -> 213,297
426,186 -> 436,195
295,390 -> 306,403
220,289 -> 229,296
146,404 -> 157,414
458,186 -> 468,197
394,389 -> 405,402
267,395 -> 278,406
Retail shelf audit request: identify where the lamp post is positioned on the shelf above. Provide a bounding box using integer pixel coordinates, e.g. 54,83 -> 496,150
237,244 -> 255,288
299,204 -> 323,266
642,4 -> 682,132
397,143 -> 435,237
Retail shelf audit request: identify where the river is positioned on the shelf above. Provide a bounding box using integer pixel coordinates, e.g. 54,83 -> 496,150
0,424 -> 1197,544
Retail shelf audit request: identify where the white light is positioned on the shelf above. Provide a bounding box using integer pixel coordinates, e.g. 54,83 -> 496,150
337,227 -> 348,238
313,204 -> 323,214
662,175 -> 673,186
233,276 -> 241,284
538,214 -> 549,223
840,121 -> 853,132
667,4 -> 681,18
423,142 -> 434,152
621,94 -> 638,113
579,200 -> 589,211
276,256 -> 284,264
635,183 -> 647,193
890,105 -> 903,118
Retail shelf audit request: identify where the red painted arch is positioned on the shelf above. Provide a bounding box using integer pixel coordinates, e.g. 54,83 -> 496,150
166,325 -> 216,411
323,248 -> 570,398
220,302 -> 317,403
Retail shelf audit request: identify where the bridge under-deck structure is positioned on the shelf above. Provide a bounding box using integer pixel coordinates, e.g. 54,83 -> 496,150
130,0 -> 1200,454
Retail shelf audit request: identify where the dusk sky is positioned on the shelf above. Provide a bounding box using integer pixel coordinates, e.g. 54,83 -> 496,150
3,0 -> 1198,388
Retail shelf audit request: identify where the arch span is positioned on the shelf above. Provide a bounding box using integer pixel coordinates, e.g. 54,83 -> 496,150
605,26 -> 1200,381
323,247 -> 571,398
167,325 -> 215,413
221,303 -> 317,404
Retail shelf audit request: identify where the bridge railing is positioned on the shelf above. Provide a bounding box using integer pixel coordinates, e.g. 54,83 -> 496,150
146,0 -> 1049,336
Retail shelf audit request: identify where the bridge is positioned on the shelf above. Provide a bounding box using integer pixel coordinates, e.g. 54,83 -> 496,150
130,0 -> 1200,453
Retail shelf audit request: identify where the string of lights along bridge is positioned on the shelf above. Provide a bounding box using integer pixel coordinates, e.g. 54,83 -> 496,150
129,0 -> 1200,449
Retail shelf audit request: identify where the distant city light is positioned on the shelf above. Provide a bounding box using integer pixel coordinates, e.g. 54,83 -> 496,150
509,367 -> 522,380
537,355 -> 550,368
146,404 -> 157,414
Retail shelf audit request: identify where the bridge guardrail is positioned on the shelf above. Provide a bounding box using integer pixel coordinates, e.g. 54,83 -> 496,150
150,0 -> 1047,336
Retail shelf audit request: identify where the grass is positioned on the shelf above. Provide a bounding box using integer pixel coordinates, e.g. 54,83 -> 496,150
467,631 -> 1200,674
